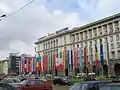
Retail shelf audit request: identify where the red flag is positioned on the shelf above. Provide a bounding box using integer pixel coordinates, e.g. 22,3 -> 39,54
55,53 -> 58,70
43,55 -> 48,71
84,47 -> 87,67
53,53 -> 56,70
74,49 -> 78,68
27,57 -> 31,72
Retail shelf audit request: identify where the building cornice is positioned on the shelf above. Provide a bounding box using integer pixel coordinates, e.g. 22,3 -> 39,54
35,13 -> 120,44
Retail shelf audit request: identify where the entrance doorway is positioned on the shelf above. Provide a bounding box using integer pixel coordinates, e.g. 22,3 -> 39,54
55,69 -> 58,76
114,63 -> 120,76
103,65 -> 108,76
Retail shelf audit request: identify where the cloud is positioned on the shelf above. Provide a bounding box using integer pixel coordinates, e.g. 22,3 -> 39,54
0,0 -> 82,59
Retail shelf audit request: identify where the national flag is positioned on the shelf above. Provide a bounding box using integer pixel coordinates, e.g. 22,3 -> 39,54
95,44 -> 99,68
100,43 -> 104,66
84,46 -> 88,68
89,44 -> 93,65
79,47 -> 83,68
104,43 -> 109,65
36,57 -> 40,72
53,52 -> 56,70
24,59 -> 27,72
27,57 -> 31,72
71,50 -> 74,69
59,52 -> 63,70
43,55 -> 48,71
66,51 -> 70,69
63,51 -> 66,69
48,53 -> 51,71
74,49 -> 78,68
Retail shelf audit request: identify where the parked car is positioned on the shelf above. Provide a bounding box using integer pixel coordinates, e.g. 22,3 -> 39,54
14,79 -> 53,90
1,78 -> 20,85
69,81 -> 107,90
99,83 -> 120,90
0,83 -> 18,90
53,76 -> 72,85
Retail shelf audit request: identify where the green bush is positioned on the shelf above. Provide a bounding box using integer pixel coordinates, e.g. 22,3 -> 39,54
71,78 -> 84,83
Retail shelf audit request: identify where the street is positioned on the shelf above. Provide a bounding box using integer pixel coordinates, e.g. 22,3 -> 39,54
53,85 -> 70,90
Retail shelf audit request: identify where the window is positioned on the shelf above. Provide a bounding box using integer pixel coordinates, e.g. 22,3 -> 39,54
28,81 -> 35,85
104,37 -> 108,43
73,35 -> 75,42
103,25 -> 107,34
80,32 -> 83,40
111,43 -> 114,49
111,51 -> 115,59
64,36 -> 66,44
116,35 -> 119,41
117,51 -> 120,58
51,41 -> 53,48
98,26 -> 102,35
108,23 -> 113,33
77,44 -> 79,48
110,36 -> 113,42
114,21 -> 119,32
93,28 -> 97,37
84,31 -> 87,39
76,33 -> 79,41
89,29 -> 92,38
43,43 -> 45,49
35,80 -> 44,86
46,42 -> 47,49
95,40 -> 97,44
117,42 -> 120,48
53,40 -> 55,47
48,42 -> 50,48
56,39 -> 58,46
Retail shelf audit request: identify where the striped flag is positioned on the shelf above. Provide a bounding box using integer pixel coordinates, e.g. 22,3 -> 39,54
104,43 -> 109,65
27,57 -> 31,72
24,59 -> 27,72
100,43 -> 104,66
89,44 -> 93,65
48,53 -> 51,71
36,57 -> 40,72
79,47 -> 83,68
95,44 -> 99,68
59,52 -> 63,70
74,49 -> 78,68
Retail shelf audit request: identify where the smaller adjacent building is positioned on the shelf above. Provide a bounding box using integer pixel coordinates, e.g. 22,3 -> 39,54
0,60 -> 8,75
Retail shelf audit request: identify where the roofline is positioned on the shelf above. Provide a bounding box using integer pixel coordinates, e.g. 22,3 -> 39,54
35,13 -> 120,44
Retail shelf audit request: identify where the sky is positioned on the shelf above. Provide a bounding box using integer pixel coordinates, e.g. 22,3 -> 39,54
0,0 -> 120,59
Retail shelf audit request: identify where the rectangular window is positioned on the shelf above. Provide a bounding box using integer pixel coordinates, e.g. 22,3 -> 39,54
111,43 -> 114,49
89,29 -> 92,38
111,51 -> 115,59
56,39 -> 58,46
116,35 -> 119,41
114,21 -> 119,32
117,42 -> 120,48
73,35 -> 75,42
76,33 -> 79,41
80,32 -> 83,41
93,28 -> 97,37
110,36 -> 113,42
108,23 -> 113,33
103,25 -> 108,34
84,31 -> 87,39
98,26 -> 102,35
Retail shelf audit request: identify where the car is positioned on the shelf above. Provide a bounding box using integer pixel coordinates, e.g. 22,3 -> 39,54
14,79 -> 53,90
99,83 -> 120,90
53,76 -> 72,86
1,78 -> 21,85
0,83 -> 18,90
69,81 -> 107,90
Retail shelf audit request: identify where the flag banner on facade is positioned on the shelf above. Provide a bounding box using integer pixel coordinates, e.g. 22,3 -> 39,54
55,52 -> 58,70
50,51 -> 52,70
56,58 -> 62,70
48,53 -> 51,71
100,43 -> 104,66
27,57 -> 31,72
69,50 -> 71,69
71,50 -> 73,69
41,56 -> 43,71
31,57 -> 35,72
59,52 -> 63,70
95,44 -> 99,68
84,47 -> 87,68
74,49 -> 78,68
89,45 -> 93,65
53,53 -> 56,70
79,47 -> 83,68
104,43 -> 109,65
66,51 -> 70,69
63,51 -> 66,69
43,55 -> 48,71
36,57 -> 40,72
24,59 -> 27,72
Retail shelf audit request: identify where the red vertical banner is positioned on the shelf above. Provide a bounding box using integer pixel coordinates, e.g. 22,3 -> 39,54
74,49 -> 78,68
43,55 -> 48,71
53,53 -> 56,70
55,52 -> 58,70
27,57 -> 31,72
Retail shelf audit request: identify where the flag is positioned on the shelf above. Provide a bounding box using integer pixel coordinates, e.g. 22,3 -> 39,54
95,44 -> 99,68
66,51 -> 70,69
41,56 -> 43,71
27,57 -> 31,72
63,51 -> 66,69
84,47 -> 87,68
53,52 -> 56,70
71,50 -> 73,69
69,50 -> 71,69
74,49 -> 78,68
89,45 -> 93,65
24,59 -> 27,72
59,52 -> 63,70
36,57 -> 40,72
100,43 -> 104,66
104,43 -> 109,65
79,47 -> 83,68
48,53 -> 51,71
43,55 -> 48,71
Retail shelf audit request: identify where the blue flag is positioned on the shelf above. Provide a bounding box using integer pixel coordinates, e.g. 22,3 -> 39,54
100,44 -> 104,66
79,47 -> 83,68
67,51 -> 70,69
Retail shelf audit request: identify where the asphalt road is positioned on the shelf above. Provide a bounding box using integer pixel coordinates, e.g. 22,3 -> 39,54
53,85 -> 70,90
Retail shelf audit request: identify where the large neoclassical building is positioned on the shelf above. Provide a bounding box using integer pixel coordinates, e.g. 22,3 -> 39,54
35,13 -> 120,76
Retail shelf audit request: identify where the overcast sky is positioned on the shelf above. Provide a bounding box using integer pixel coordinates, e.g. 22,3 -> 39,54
0,0 -> 120,59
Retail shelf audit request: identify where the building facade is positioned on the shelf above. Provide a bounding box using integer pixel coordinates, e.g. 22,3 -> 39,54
0,60 -> 8,75
35,13 -> 120,76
